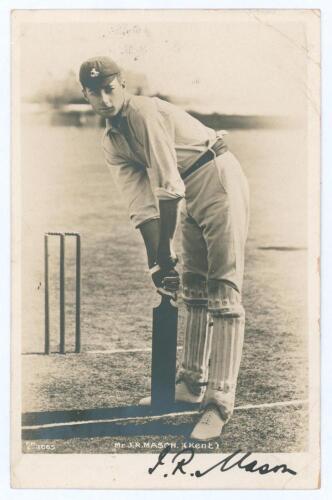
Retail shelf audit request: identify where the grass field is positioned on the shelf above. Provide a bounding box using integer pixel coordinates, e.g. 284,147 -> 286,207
20,120 -> 309,453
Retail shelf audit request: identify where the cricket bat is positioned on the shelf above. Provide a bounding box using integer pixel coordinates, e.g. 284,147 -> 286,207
151,295 -> 178,409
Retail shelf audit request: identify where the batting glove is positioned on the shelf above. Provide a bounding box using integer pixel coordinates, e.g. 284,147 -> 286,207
150,264 -> 180,300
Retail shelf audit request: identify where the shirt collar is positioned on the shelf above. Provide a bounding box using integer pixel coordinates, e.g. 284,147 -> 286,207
105,93 -> 131,135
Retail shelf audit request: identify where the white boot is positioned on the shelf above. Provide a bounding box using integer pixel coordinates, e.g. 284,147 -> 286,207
190,405 -> 226,440
138,379 -> 204,406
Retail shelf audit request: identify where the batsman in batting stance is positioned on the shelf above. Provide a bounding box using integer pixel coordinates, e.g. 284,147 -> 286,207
79,56 -> 249,440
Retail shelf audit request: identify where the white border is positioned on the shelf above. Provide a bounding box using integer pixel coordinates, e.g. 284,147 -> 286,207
2,0 -> 331,498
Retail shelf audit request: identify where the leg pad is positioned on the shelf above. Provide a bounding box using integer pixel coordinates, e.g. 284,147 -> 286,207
204,280 -> 245,420
178,273 -> 211,395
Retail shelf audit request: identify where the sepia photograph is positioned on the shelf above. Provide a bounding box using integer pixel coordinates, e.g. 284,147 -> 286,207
11,9 -> 320,489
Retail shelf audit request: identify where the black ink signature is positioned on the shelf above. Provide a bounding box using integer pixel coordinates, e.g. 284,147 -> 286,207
148,445 -> 297,478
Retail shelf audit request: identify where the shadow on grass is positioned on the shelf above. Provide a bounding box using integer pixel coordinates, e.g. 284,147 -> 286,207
22,420 -> 194,441
22,403 -> 200,440
257,246 -> 307,251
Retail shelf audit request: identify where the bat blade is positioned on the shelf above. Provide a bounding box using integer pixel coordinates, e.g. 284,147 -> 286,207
151,295 -> 178,409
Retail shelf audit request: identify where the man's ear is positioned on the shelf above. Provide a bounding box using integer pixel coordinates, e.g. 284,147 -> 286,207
121,79 -> 126,88
82,88 -> 89,102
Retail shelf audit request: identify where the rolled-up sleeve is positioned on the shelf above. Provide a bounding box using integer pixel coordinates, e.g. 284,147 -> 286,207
103,137 -> 159,228
127,106 -> 186,201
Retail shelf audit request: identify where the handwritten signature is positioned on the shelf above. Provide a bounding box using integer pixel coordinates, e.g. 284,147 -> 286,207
148,445 -> 297,478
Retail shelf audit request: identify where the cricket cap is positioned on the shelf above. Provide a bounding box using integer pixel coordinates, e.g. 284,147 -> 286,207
79,56 -> 121,89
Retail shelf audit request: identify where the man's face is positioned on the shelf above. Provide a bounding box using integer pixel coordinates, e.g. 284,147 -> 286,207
83,77 -> 125,118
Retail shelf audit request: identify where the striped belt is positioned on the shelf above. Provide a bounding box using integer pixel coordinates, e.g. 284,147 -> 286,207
180,139 -> 228,180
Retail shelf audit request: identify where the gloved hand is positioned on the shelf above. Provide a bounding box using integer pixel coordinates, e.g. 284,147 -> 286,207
156,254 -> 178,272
150,261 -> 180,300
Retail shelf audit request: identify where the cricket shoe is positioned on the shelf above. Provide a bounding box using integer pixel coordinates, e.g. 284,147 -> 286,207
190,404 -> 226,441
138,380 -> 203,406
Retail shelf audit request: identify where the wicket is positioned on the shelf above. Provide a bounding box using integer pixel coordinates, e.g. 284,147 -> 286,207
44,232 -> 81,354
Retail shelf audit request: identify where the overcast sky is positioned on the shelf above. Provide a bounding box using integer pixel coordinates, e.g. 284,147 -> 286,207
16,10 -> 317,115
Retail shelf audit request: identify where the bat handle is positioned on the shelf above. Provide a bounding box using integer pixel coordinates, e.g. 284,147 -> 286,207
158,291 -> 178,306
157,287 -> 178,301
